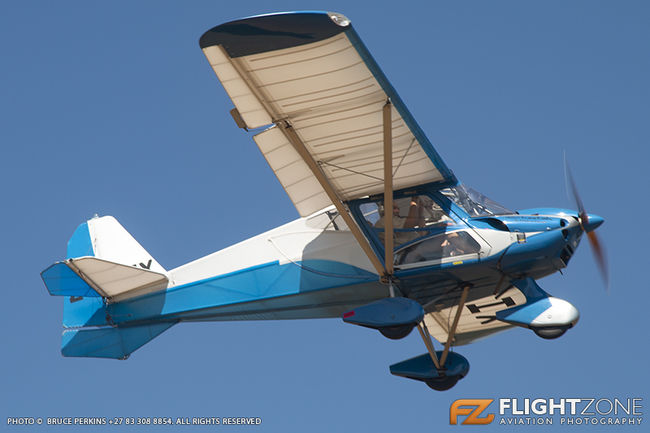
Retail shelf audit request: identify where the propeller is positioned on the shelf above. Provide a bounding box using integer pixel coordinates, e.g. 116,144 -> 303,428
564,156 -> 609,290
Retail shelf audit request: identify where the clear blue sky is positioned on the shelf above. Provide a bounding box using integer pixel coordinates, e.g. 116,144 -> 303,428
1,1 -> 648,432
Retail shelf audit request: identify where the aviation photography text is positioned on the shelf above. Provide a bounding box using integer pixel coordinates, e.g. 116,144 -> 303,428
450,397 -> 643,426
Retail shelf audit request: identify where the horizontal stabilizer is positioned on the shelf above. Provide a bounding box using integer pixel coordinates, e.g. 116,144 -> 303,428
42,257 -> 169,302
61,322 -> 176,359
67,257 -> 168,301
41,262 -> 101,297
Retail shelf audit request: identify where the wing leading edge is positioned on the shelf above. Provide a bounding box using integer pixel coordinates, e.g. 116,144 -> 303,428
200,11 -> 457,217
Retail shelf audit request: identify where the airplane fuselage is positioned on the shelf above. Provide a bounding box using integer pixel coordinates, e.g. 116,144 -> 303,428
90,202 -> 594,331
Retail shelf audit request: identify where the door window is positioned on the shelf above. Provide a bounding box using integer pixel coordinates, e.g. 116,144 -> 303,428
395,230 -> 481,266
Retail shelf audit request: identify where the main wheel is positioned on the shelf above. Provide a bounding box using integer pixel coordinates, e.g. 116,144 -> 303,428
379,324 -> 415,340
533,326 -> 569,339
425,375 -> 460,391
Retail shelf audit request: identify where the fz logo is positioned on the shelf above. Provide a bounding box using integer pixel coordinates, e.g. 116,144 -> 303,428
450,399 -> 495,425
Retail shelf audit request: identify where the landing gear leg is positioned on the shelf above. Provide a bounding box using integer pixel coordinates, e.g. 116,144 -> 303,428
416,321 -> 441,370
440,285 -> 470,366
396,285 -> 471,391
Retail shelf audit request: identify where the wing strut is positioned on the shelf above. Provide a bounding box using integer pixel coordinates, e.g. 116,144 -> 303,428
417,322 -> 441,369
382,99 -> 397,296
279,122 -> 387,277
223,40 -> 388,279
383,100 -> 394,279
225,44 -> 389,278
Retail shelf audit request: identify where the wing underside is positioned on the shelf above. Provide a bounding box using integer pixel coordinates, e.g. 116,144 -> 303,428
200,11 -> 456,217
424,286 -> 526,346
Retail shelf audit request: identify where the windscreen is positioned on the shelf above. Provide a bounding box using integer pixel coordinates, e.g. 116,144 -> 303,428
440,185 -> 514,217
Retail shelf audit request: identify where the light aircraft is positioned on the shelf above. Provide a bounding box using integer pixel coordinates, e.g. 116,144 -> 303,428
41,11 -> 607,391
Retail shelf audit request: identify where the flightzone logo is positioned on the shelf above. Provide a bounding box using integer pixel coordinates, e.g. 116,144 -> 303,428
450,398 -> 643,426
450,399 -> 495,425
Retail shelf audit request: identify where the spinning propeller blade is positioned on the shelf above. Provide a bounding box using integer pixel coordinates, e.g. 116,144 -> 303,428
565,158 -> 609,290
587,231 -> 608,290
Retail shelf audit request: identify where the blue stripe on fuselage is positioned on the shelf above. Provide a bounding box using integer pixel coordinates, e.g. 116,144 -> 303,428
107,259 -> 377,323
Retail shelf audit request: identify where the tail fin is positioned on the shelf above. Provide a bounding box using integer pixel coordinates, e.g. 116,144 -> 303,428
41,215 -> 174,359
67,215 -> 165,272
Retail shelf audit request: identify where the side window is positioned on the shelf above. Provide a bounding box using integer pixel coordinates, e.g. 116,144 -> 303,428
359,202 -> 380,226
395,231 -> 480,265
363,195 -> 454,249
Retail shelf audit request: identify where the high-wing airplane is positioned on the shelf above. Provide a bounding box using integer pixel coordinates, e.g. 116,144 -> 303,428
41,11 -> 607,391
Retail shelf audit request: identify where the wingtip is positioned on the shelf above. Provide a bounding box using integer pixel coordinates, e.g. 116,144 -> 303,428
199,11 -> 350,55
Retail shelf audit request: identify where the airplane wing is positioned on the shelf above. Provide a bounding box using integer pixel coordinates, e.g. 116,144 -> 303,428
200,11 -> 456,217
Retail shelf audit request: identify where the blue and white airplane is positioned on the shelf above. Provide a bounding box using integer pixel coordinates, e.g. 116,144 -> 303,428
41,11 -> 607,391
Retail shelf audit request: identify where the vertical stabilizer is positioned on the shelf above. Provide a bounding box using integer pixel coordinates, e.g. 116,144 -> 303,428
67,216 -> 165,273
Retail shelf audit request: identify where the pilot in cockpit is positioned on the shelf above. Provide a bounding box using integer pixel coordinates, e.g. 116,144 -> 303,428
374,197 -> 424,245
374,195 -> 453,247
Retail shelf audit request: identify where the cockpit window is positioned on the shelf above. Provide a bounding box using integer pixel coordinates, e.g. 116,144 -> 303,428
395,231 -> 481,265
360,195 -> 454,249
440,185 -> 514,217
